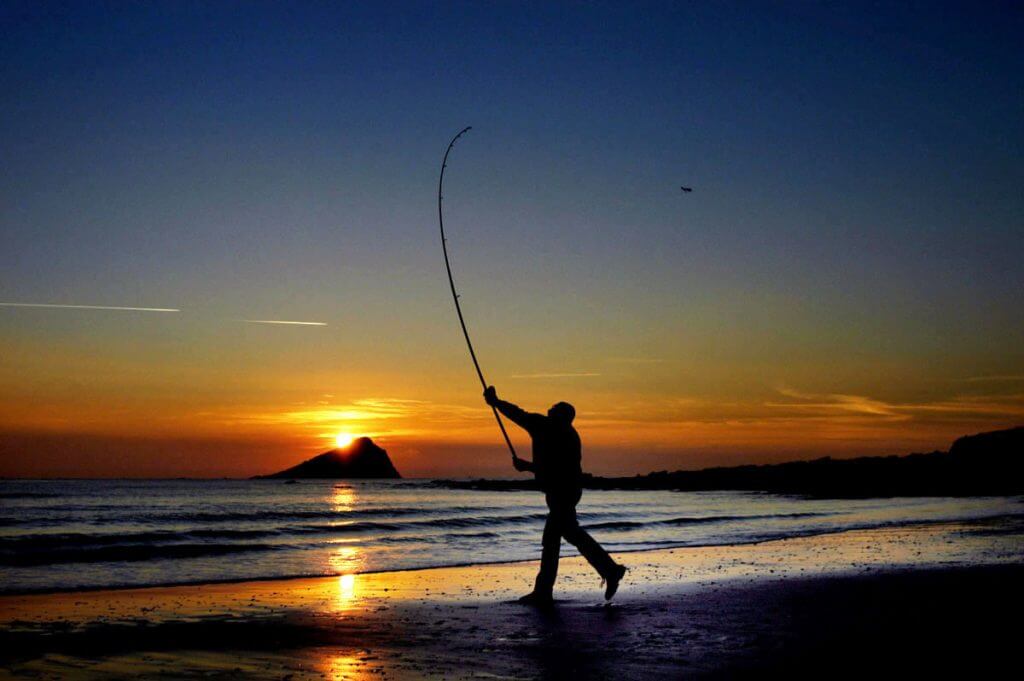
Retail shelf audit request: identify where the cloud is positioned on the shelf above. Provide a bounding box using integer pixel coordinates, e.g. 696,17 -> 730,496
276,398 -> 428,424
221,397 -> 494,439
607,357 -> 667,364
509,372 -> 602,379
766,392 -> 902,419
766,386 -> 1024,423
963,375 -> 1024,383
240,319 -> 327,326
774,385 -> 818,400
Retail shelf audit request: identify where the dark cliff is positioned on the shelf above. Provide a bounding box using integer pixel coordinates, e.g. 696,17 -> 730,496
440,426 -> 1023,497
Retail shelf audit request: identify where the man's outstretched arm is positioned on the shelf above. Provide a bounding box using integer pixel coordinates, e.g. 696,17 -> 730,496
483,386 -> 538,472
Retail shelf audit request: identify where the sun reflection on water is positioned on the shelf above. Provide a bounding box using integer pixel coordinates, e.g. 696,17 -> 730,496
324,483 -> 365,610
327,538 -> 363,569
331,485 -> 355,513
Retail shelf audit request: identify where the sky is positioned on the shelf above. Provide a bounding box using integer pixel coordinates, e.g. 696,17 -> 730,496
1,1 -> 1022,478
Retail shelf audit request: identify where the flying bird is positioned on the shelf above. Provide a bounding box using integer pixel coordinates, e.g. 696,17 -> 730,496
680,186 -> 693,193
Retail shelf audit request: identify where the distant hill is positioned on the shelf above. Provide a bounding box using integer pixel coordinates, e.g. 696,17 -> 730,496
255,437 -> 400,479
440,426 -> 1023,498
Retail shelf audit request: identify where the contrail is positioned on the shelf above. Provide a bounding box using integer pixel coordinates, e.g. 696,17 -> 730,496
240,319 -> 328,326
1,303 -> 329,325
0,302 -> 180,312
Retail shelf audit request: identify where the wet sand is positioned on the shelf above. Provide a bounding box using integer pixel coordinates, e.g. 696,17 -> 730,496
2,518 -> 1021,678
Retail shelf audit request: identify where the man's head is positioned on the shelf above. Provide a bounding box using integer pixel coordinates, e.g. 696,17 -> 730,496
547,401 -> 576,425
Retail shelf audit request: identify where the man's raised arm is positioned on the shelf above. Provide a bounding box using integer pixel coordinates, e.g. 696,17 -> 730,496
483,387 -> 540,432
483,386 -> 536,473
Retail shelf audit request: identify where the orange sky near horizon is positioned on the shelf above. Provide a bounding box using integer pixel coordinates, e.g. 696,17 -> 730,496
2,316 -> 1021,478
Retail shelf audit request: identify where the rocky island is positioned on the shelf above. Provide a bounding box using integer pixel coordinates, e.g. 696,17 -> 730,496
255,437 -> 401,479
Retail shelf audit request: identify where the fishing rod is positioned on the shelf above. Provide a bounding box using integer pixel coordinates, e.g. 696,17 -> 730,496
437,126 -> 519,465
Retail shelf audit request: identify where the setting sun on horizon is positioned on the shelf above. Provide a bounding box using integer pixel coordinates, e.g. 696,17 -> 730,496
334,433 -> 357,449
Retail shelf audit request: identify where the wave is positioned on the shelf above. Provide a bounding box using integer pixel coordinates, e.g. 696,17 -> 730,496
154,506 -> 502,524
0,504 -> 512,527
0,492 -> 60,499
0,542 -> 281,567
584,511 -> 834,531
4,481 -> 1019,580
374,530 -> 504,543
0,512 -> 556,554
0,509 -> 839,570
0,528 -> 282,552
0,521 -> 527,567
286,511 -> 553,535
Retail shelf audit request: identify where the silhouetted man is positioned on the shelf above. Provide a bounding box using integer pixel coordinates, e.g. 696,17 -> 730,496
484,386 -> 626,605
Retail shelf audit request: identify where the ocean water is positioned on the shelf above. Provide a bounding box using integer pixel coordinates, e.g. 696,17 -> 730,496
1,479 -> 1022,594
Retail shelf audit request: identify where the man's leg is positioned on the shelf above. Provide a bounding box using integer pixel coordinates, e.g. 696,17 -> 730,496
560,506 -> 617,579
533,511 -> 561,596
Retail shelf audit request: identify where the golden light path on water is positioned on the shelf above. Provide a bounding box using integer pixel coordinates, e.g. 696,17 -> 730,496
328,484 -> 364,607
330,485 -> 356,514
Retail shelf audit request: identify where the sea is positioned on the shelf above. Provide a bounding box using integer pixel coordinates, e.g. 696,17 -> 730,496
2,479 -> 1022,594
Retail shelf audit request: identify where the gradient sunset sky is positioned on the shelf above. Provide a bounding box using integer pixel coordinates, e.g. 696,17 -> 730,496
2,1 -> 1022,478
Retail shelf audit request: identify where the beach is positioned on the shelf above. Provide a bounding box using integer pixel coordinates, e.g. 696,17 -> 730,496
3,516 -> 1021,679
5,1 -> 1022,677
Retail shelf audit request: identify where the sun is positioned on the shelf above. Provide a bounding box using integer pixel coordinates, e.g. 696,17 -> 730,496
334,432 -> 356,448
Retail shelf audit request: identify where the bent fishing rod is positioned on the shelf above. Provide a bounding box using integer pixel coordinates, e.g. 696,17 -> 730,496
437,126 -> 519,464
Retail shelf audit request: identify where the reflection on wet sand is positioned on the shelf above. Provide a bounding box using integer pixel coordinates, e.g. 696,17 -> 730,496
338,573 -> 357,604
323,652 -> 374,680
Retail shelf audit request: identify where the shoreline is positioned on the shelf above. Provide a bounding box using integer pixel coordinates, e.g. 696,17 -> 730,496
3,517 -> 1020,615
2,519 -> 1022,678
4,513 -> 1022,597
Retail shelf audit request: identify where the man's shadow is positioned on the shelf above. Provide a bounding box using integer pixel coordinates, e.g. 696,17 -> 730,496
508,600 -> 645,679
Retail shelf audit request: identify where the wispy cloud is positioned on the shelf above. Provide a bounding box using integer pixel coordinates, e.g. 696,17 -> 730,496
509,372 -> 602,379
0,302 -> 179,312
223,397 -> 489,439
280,398 -> 428,423
607,357 -> 667,364
240,319 -> 327,326
963,375 -> 1024,383
774,385 -> 817,401
767,390 -> 901,418
767,386 -> 1024,423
